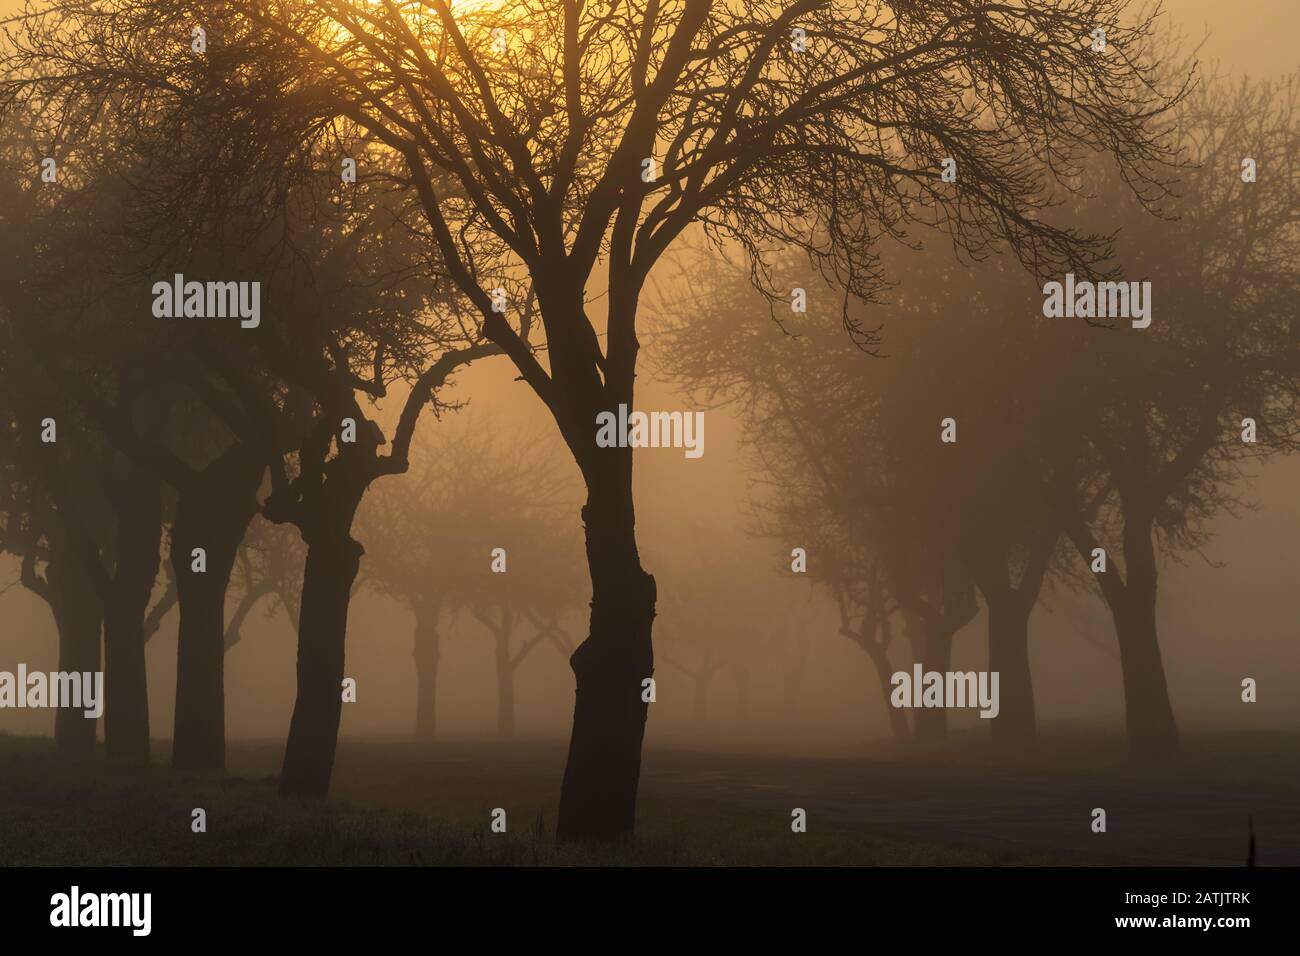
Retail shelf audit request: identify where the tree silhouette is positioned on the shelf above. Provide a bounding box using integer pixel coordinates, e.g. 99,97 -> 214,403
0,460 -> 104,758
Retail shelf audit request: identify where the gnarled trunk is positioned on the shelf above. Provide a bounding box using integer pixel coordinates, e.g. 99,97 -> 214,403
985,592 -> 1036,743
172,446 -> 263,771
278,528 -> 363,797
556,467 -> 655,842
1112,512 -> 1179,758
47,539 -> 102,759
102,475 -> 163,768
278,463 -> 368,799
1112,586 -> 1178,757
911,621 -> 953,745
862,637 -> 909,741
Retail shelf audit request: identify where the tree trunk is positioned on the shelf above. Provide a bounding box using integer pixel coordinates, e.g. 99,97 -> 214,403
102,475 -> 163,768
731,663 -> 751,724
172,447 -> 263,771
912,622 -> 953,745
781,653 -> 806,717
693,668 -> 712,724
1111,512 -> 1179,758
1112,586 -> 1179,758
412,606 -> 441,743
986,592 -> 1036,743
278,466 -> 367,799
46,541 -> 102,760
862,639 -> 909,741
278,528 -> 362,797
556,469 -> 655,842
494,629 -> 516,740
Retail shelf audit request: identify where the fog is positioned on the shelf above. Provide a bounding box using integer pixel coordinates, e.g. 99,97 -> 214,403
1,0 -> 1296,759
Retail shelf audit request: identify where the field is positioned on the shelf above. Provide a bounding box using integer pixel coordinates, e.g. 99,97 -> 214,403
2,731 -> 1296,866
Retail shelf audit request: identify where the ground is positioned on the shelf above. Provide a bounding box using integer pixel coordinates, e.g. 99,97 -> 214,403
1,731 -> 1295,866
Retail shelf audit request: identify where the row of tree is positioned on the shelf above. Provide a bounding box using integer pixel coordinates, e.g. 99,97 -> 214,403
654,71 -> 1300,755
0,0 -> 1221,840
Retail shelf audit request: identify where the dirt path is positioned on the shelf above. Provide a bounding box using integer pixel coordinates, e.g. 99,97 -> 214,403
637,748 -> 1299,865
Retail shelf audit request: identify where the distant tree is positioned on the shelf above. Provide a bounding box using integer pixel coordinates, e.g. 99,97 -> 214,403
652,532 -> 810,731
1034,73 -> 1300,756
654,245 -> 1064,744
361,416 -> 585,741
653,540 -> 751,727
659,70 -> 1300,760
222,518 -> 305,654
358,449 -> 453,740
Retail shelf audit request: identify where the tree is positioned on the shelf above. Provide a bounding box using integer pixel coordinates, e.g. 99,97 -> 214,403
0,464 -> 104,758
198,193 -> 506,795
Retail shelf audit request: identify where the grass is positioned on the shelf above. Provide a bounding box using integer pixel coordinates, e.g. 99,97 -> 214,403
12,729 -> 1286,866
0,734 -> 1042,866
